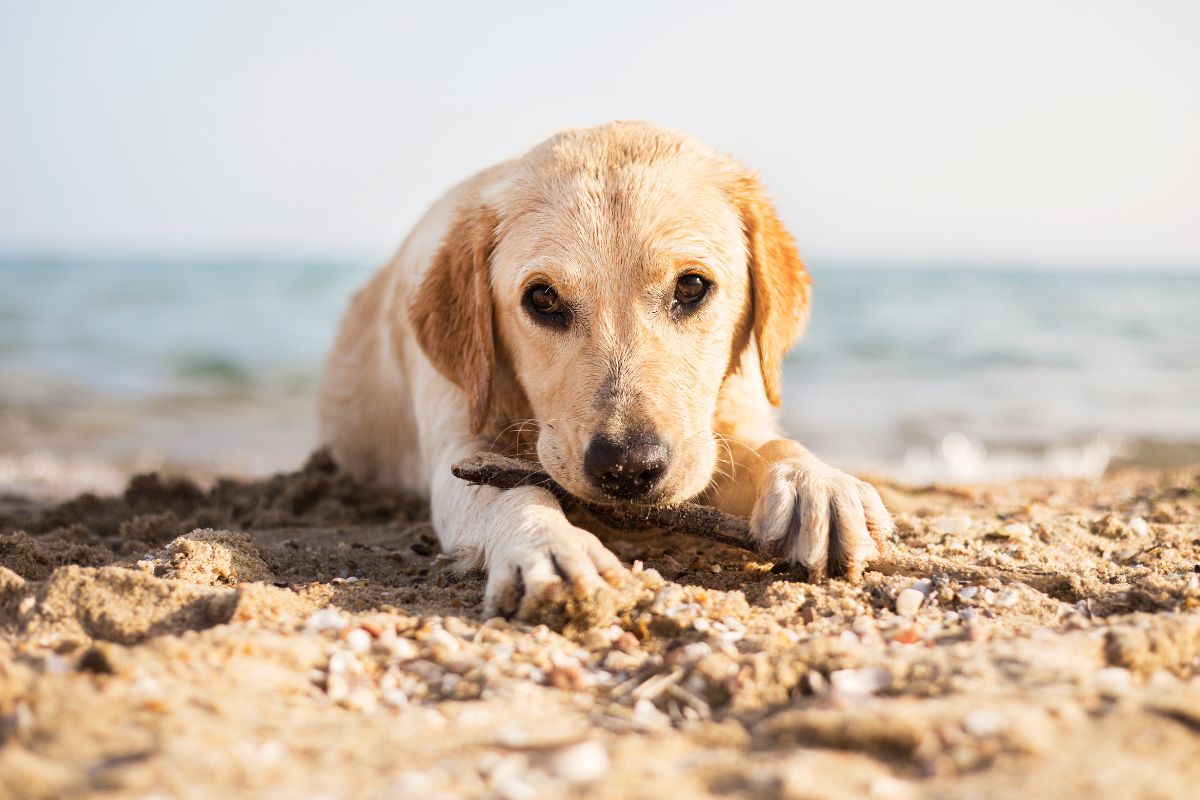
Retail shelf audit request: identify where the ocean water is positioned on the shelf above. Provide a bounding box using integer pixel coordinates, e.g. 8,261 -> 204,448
1,255 -> 1198,495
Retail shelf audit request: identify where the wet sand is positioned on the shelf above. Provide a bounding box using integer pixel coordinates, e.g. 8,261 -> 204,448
2,452 -> 1199,799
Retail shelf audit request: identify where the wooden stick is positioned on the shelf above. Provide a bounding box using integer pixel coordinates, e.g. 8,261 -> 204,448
451,452 -> 1075,595
451,452 -> 752,550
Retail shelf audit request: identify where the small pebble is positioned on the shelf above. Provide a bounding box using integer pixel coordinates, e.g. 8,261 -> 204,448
327,650 -> 356,676
129,676 -> 163,702
830,667 -> 891,697
895,588 -> 925,617
982,589 -> 997,605
716,620 -> 746,643
545,740 -> 609,784
615,632 -> 640,654
962,709 -> 1007,738
958,586 -> 979,602
995,589 -> 1020,608
1095,667 -> 1133,697
426,627 -> 461,652
383,637 -> 419,662
306,608 -> 349,634
680,642 -> 712,665
632,698 -> 668,728
345,628 -> 373,653
1129,517 -> 1149,537
995,522 -> 1033,540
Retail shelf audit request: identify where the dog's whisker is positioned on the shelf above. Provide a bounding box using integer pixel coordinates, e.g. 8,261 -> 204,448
712,431 -> 766,470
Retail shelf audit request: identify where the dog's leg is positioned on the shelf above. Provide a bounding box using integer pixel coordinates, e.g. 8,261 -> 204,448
709,433 -> 893,582
426,439 -> 628,619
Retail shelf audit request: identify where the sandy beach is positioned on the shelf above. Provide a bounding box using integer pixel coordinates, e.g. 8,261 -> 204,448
2,452 -> 1198,799
5,2 -> 1199,797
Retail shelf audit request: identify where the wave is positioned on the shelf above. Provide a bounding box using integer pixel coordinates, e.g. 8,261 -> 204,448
865,431 -> 1200,485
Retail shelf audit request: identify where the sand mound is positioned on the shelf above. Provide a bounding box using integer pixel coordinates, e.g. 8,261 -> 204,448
0,529 -> 113,581
2,450 -> 425,556
7,565 -> 238,647
156,529 -> 274,586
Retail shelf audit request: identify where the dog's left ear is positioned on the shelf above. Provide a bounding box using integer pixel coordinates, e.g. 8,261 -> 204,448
409,202 -> 499,434
729,174 -> 811,406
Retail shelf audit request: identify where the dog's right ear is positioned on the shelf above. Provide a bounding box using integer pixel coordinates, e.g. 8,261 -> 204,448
409,202 -> 498,435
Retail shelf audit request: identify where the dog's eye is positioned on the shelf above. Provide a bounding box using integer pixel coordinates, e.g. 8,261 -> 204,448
674,274 -> 710,306
528,285 -> 560,314
523,283 -> 570,328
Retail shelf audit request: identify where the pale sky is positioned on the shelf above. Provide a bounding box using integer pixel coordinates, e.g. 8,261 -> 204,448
2,1 -> 1198,267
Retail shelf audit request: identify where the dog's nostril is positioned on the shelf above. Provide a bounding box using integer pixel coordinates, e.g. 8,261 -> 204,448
636,464 -> 664,485
584,435 -> 670,499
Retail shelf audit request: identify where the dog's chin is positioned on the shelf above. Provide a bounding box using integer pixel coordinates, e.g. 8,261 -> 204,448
546,471 -> 661,507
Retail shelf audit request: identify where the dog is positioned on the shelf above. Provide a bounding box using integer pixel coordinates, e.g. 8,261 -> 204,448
319,121 -> 893,618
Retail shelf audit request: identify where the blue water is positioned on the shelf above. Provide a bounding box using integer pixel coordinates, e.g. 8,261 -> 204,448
2,255 -> 1198,489
786,268 -> 1200,478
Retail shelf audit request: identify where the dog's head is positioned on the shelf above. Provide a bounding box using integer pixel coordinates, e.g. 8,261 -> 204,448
412,122 -> 810,504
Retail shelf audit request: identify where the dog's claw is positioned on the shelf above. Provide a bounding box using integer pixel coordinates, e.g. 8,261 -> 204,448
482,524 -> 627,620
750,458 -> 891,582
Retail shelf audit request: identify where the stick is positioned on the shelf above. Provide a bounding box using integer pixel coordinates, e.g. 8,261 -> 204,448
451,452 -> 752,550
451,452 -> 1075,595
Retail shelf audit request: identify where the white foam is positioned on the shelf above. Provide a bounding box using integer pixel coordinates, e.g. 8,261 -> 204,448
0,450 -> 129,499
880,431 -> 1122,484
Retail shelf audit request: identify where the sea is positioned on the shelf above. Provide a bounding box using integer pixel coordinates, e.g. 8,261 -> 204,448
2,255 -> 1198,497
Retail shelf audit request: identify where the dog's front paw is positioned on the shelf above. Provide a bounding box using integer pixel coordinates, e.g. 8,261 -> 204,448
750,458 -> 893,582
483,523 -> 627,621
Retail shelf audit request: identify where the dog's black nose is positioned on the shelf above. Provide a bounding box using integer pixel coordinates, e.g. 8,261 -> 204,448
583,434 -> 670,499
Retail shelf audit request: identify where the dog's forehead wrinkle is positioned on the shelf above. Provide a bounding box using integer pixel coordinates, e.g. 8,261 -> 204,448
514,155 -> 736,253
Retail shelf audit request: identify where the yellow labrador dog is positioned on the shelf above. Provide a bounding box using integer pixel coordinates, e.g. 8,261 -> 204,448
320,121 -> 892,618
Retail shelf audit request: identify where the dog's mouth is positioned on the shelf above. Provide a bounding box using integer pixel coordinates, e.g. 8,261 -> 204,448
548,471 -> 673,509
576,485 -> 674,509
535,427 -> 715,508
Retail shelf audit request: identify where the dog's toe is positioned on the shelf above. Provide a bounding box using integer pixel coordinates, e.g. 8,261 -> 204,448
751,459 -> 883,582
